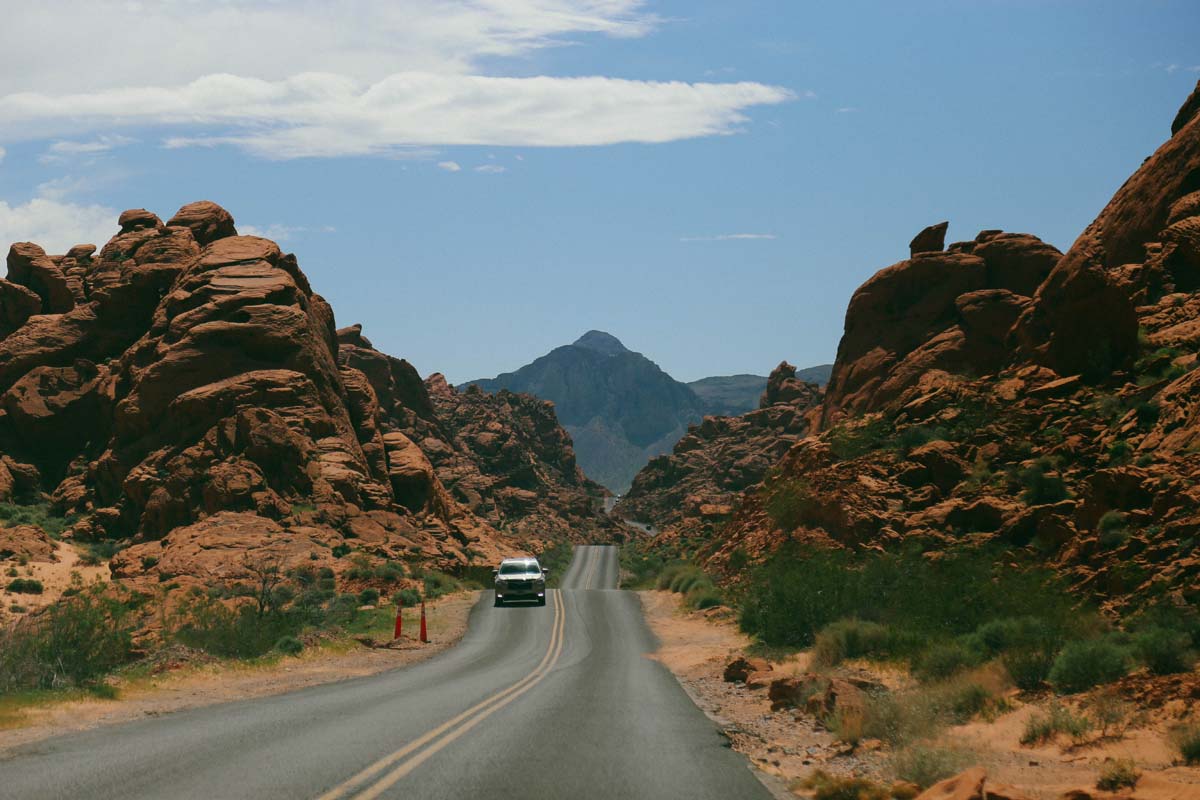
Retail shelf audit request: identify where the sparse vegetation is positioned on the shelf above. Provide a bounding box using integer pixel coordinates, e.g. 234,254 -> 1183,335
812,619 -> 896,667
1096,759 -> 1140,791
890,744 -> 969,789
1097,511 -> 1130,549
5,578 -> 44,594
800,770 -> 891,800
0,502 -> 76,538
1017,458 -> 1069,505
764,477 -> 819,532
1021,703 -> 1093,745
0,584 -> 135,693
1170,723 -> 1200,764
1132,626 -> 1194,675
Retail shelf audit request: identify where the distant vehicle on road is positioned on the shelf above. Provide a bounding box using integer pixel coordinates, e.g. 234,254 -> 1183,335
493,557 -> 548,607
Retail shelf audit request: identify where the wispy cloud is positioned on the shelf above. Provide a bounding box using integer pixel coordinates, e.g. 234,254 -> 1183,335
437,160 -> 462,172
680,233 -> 777,242
39,134 -> 136,163
238,223 -> 337,242
2,73 -> 794,159
836,106 -> 858,114
0,145 -> 5,164
475,164 -> 507,174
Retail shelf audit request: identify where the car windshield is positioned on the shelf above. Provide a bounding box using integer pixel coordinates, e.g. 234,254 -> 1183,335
499,562 -> 539,576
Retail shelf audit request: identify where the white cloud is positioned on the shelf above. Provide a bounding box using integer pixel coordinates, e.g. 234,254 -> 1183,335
0,1 -> 661,95
475,164 -> 507,174
437,161 -> 462,172
0,72 -> 793,158
0,2 -> 792,160
0,190 -> 117,253
836,106 -> 859,114
680,233 -> 777,242
0,145 -> 5,164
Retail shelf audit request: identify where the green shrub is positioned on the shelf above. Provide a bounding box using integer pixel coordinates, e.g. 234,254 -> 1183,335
1021,703 -> 1093,745
1170,723 -> 1200,764
1133,627 -> 1194,675
6,578 -> 44,594
358,588 -> 380,606
422,570 -> 458,600
655,562 -> 690,591
829,416 -> 893,460
862,691 -> 942,747
1049,639 -> 1129,693
0,502 -> 75,538
915,641 -> 980,682
331,544 -> 351,558
274,635 -> 303,655
764,477 -> 819,532
1107,440 -> 1132,465
970,616 -> 1053,656
1096,759 -> 1139,791
891,745 -> 970,789
812,619 -> 896,667
684,585 -> 723,610
1097,511 -> 1130,549
1003,647 -> 1057,690
0,586 -> 134,692
396,588 -> 421,607
1019,458 -> 1069,505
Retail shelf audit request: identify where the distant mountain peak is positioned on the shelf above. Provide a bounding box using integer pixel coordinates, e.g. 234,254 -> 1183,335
572,330 -> 629,356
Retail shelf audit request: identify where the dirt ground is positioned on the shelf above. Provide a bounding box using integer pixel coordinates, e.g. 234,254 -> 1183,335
637,590 -> 1200,799
0,590 -> 479,754
0,540 -> 111,620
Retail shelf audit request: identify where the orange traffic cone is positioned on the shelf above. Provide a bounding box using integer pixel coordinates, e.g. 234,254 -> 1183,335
393,597 -> 403,640
419,600 -> 429,643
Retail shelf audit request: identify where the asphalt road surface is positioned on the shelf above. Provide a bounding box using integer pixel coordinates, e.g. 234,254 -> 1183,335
0,545 -> 780,799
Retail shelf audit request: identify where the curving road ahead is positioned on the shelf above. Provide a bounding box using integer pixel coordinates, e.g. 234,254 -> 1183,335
0,546 -> 779,799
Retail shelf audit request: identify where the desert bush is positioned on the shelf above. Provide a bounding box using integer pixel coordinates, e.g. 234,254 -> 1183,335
1096,759 -> 1139,791
1170,723 -> 1200,764
969,616 -> 1054,657
1107,440 -> 1132,465
274,635 -> 303,655
1021,703 -> 1092,745
1049,639 -> 1130,693
655,562 -> 691,590
620,545 -> 668,590
6,578 -> 44,594
358,588 -> 380,606
0,586 -> 134,693
764,477 -> 820,532
395,588 -> 421,607
914,641 -> 981,682
812,619 -> 896,667
891,745 -> 970,789
669,567 -> 705,594
1133,626 -> 1194,675
1019,458 -> 1069,505
422,570 -> 458,600
684,584 -> 722,610
1090,692 -> 1132,738
829,416 -> 894,460
862,690 -> 943,747
801,770 -> 890,800
1097,511 -> 1130,549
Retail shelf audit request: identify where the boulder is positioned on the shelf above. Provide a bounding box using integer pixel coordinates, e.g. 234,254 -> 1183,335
723,656 -> 771,683
166,201 -> 237,246
910,221 -> 950,256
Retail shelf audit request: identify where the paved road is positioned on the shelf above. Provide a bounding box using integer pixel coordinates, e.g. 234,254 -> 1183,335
0,546 -> 778,799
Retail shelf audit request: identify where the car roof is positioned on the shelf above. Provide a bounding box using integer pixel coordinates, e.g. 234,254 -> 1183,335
500,557 -> 539,565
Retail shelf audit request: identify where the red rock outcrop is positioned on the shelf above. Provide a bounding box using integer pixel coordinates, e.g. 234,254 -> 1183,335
0,201 -> 617,598
615,361 -> 821,531
625,82 -> 1200,611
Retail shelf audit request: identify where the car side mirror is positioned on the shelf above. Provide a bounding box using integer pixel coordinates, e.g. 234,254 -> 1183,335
542,568 -> 549,575
492,568 -> 499,575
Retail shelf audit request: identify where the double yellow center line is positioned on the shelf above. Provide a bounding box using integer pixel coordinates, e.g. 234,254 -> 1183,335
316,589 -> 566,800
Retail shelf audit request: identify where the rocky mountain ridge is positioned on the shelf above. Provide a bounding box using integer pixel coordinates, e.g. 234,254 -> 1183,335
463,330 -> 831,492
0,201 -> 618,608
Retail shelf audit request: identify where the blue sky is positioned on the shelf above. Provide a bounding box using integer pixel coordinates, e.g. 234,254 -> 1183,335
1,1 -> 1197,383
